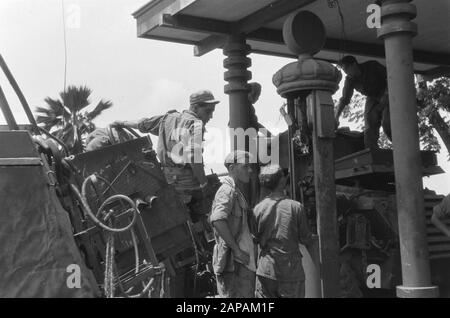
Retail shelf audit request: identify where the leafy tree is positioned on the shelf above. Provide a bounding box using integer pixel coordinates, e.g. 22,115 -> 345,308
340,76 -> 450,156
35,85 -> 112,154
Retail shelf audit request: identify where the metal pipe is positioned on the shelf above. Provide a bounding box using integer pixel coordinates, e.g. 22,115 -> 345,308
0,54 -> 38,132
378,0 -> 438,298
287,97 -> 297,200
0,85 -> 19,130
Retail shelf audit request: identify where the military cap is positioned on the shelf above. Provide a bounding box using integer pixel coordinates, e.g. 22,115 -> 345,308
190,90 -> 220,106
259,164 -> 285,190
224,150 -> 253,169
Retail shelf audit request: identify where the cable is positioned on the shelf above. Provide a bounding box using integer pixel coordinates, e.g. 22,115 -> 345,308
336,0 -> 348,59
71,174 -> 164,298
327,0 -> 348,61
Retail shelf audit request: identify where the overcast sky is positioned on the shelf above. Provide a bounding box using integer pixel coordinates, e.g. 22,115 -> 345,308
0,0 -> 448,193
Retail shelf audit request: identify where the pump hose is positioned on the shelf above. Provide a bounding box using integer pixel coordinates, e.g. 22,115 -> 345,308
70,174 -> 164,298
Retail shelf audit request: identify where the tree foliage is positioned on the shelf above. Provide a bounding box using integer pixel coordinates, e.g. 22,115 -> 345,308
35,85 -> 113,154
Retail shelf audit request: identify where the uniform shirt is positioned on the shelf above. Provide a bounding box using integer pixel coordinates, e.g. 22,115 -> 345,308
136,110 -> 204,167
210,177 -> 256,274
85,128 -> 133,151
339,61 -> 387,106
434,194 -> 450,219
254,196 -> 313,282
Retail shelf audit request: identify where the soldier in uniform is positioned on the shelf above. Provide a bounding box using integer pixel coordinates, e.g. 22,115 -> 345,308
248,82 -> 272,138
253,164 -> 317,298
112,90 -> 219,223
210,150 -> 256,298
335,55 -> 392,150
85,126 -> 134,151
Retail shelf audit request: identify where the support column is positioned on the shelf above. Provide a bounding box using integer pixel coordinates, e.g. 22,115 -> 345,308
273,11 -> 341,297
286,97 -> 297,200
377,0 -> 438,298
223,35 -> 251,151
308,90 -> 340,297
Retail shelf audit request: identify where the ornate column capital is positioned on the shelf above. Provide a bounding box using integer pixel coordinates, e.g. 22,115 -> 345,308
377,0 -> 417,39
272,11 -> 341,98
273,56 -> 341,98
223,35 -> 252,94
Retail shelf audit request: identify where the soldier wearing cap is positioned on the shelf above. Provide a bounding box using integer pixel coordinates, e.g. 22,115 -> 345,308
248,82 -> 272,138
253,164 -> 317,298
209,150 -> 257,298
112,90 -> 219,222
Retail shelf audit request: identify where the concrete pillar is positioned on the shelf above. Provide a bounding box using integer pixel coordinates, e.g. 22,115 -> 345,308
273,11 -> 341,297
223,35 -> 252,151
377,0 -> 439,298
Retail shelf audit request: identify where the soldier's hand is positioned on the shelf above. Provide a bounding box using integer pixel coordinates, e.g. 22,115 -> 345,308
234,248 -> 250,265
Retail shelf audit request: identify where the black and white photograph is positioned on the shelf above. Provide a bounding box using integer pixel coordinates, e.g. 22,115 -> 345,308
0,0 -> 449,301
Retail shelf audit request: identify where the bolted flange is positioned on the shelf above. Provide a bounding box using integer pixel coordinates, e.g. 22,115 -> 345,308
377,2 -> 418,39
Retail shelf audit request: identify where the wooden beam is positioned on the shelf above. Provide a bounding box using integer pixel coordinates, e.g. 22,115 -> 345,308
140,33 -> 197,46
247,28 -> 450,67
135,1 -> 450,67
195,0 -> 318,56
232,0 -> 318,34
161,13 -> 232,35
194,35 -> 226,56
418,66 -> 450,79
134,0 -> 198,37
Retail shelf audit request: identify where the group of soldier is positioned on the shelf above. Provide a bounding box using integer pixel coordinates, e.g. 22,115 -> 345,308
103,83 -> 315,298
84,55 -> 450,298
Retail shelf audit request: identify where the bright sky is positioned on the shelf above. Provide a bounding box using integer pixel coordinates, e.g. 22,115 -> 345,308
0,0 -> 448,194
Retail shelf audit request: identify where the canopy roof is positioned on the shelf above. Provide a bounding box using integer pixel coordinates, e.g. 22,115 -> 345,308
133,0 -> 450,76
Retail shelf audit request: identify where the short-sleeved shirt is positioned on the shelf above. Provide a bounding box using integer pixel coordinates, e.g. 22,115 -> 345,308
209,177 -> 256,274
339,61 -> 387,106
434,194 -> 450,219
136,110 -> 204,167
253,196 -> 313,282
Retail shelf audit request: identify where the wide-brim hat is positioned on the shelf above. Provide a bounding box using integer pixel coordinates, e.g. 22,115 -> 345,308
190,90 -> 220,106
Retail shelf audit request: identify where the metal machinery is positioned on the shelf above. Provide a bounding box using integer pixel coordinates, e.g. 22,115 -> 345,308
277,117 -> 450,297
270,10 -> 450,298
0,54 -> 219,298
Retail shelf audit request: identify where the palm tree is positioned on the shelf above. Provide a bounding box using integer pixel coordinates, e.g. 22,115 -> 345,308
35,85 -> 112,154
